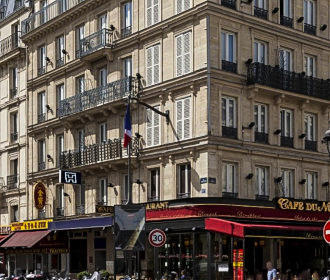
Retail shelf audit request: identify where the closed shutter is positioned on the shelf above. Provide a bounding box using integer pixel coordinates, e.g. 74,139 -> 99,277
177,0 -> 182,13
183,31 -> 191,74
146,108 -> 153,146
146,106 -> 160,146
154,0 -> 159,24
176,35 -> 183,76
153,44 -> 160,84
146,0 -> 152,27
176,32 -> 191,77
146,44 -> 160,86
146,47 -> 153,86
153,106 -> 160,145
183,97 -> 190,139
176,99 -> 183,140
183,0 -> 190,11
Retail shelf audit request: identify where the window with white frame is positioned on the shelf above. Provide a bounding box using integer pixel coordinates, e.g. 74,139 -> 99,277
77,129 -> 85,152
38,45 -> 46,74
222,162 -> 237,193
176,97 -> 191,140
304,0 -> 315,25
123,56 -> 132,77
56,35 -> 65,67
178,163 -> 191,198
146,44 -> 160,86
75,24 -> 85,56
281,169 -> 294,197
280,109 -> 293,137
254,0 -> 266,8
146,106 -> 160,146
280,0 -> 292,17
304,55 -> 316,77
222,96 -> 236,128
221,31 -> 236,63
176,31 -> 191,77
149,168 -> 160,200
56,134 -> 64,167
304,113 -> 316,141
176,0 -> 191,14
255,166 -> 269,197
254,103 -> 268,133
253,41 -> 267,64
38,91 -> 46,123
146,0 -> 159,27
98,13 -> 107,30
305,171 -> 317,199
56,84 -> 65,116
40,0 -> 48,23
100,123 -> 107,144
38,139 -> 46,167
123,2 -> 132,29
76,75 -> 85,94
99,178 -> 108,205
279,49 -> 292,71
10,67 -> 18,93
98,67 -> 107,87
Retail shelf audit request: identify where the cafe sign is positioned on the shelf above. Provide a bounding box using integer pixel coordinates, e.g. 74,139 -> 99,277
11,219 -> 53,232
34,182 -> 47,210
276,198 -> 330,212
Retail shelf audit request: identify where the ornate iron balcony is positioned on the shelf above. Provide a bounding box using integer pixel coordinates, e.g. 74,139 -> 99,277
280,16 -> 293,28
305,140 -> 317,151
0,0 -> 24,22
254,6 -> 268,20
56,207 -> 64,217
247,62 -> 330,100
38,66 -> 46,76
38,162 -> 46,171
56,57 -> 64,68
38,113 -> 46,123
222,60 -> 237,73
10,132 -> 18,143
57,77 -> 137,118
221,0 -> 236,9
281,136 -> 294,148
7,175 -> 18,190
59,137 -> 139,169
304,23 -> 316,35
255,132 -> 268,144
78,28 -> 115,58
10,88 -> 17,99
0,33 -> 19,58
76,205 -> 85,215
222,126 -> 238,139
22,0 -> 87,35
121,26 -> 132,38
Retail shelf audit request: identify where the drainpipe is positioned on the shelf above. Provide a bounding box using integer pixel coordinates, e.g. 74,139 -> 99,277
206,15 -> 211,135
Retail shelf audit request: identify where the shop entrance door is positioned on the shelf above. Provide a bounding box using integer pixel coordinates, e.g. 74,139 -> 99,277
70,239 -> 87,272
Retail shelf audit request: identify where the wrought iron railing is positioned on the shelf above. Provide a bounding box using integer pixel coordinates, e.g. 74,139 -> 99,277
0,0 -> 24,22
38,113 -> 46,123
254,6 -> 268,20
0,33 -> 19,58
78,28 -> 115,57
56,57 -> 64,68
10,132 -> 18,142
10,88 -> 18,99
38,162 -> 46,171
56,207 -> 64,217
22,0 -> 87,35
255,132 -> 268,144
221,0 -> 236,9
222,126 -> 237,139
58,77 -> 137,118
59,137 -> 139,169
222,60 -> 237,73
280,16 -> 293,28
304,23 -> 316,35
76,205 -> 85,215
280,136 -> 294,148
38,66 -> 46,76
121,26 -> 132,38
305,140 -> 317,151
7,175 -> 18,189
247,63 -> 330,100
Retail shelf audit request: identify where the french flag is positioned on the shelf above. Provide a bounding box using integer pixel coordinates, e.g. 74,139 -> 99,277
123,103 -> 132,148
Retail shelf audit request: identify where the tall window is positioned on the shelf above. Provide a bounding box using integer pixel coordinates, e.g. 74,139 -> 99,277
75,24 -> 85,58
40,0 -> 48,24
176,0 -> 191,14
176,31 -> 191,77
304,113 -> 316,141
281,169 -> 294,197
10,67 -> 18,98
56,185 -> 64,216
222,96 -> 236,130
122,2 -> 132,36
122,174 -> 129,202
38,91 -> 46,123
253,41 -> 267,64
146,44 -> 160,86
38,139 -> 46,171
56,84 -> 65,116
254,104 -> 268,134
221,31 -> 236,63
78,129 -> 85,152
10,112 -> 18,142
99,178 -> 108,205
56,134 -> 64,167
178,163 -> 191,198
56,35 -> 65,68
146,106 -> 160,146
254,0 -> 266,9
304,55 -> 316,77
76,184 -> 85,215
176,97 -> 191,141
280,109 -> 293,137
304,0 -> 315,26
255,166 -> 269,197
222,163 -> 237,195
279,49 -> 292,71
146,0 -> 159,27
305,171 -> 317,199
76,75 -> 85,94
98,13 -> 107,30
280,0 -> 291,17
99,123 -> 107,143
58,0 -> 68,13
11,205 -> 18,222
98,67 -> 107,87
38,45 -> 46,75
149,168 -> 160,201
9,159 -> 18,189
123,56 -> 132,77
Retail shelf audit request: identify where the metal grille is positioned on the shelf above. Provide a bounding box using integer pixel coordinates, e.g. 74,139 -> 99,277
222,126 -> 238,139
221,0 -> 236,9
305,140 -> 317,151
280,16 -> 293,28
280,136 -> 294,148
222,60 -> 237,73
255,132 -> 268,144
254,7 -> 268,20
304,23 -> 316,35
121,26 -> 132,38
0,33 -> 19,57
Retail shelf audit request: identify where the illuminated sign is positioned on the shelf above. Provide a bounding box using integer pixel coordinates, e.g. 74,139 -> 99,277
11,219 -> 53,231
96,205 -> 114,214
276,198 -> 330,212
34,182 -> 47,210
146,201 -> 169,210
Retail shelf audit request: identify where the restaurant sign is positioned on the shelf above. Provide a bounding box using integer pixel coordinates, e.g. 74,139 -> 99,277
276,198 -> 330,212
96,205 -> 114,214
11,219 -> 53,232
34,182 -> 47,210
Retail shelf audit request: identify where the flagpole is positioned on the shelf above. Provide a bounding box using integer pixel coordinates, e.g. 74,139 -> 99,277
127,95 -> 132,205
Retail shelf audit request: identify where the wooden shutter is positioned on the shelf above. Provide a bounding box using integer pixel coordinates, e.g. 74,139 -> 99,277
146,108 -> 153,146
183,31 -> 191,74
183,0 -> 190,11
153,44 -> 160,84
176,34 -> 183,76
183,97 -> 190,139
176,99 -> 183,140
146,106 -> 160,146
153,105 -> 160,145
154,0 -> 159,24
177,0 -> 182,13
146,0 -> 152,27
146,47 -> 153,86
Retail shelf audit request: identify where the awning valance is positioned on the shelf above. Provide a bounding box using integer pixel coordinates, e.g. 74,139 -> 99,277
0,230 -> 50,248
48,216 -> 113,231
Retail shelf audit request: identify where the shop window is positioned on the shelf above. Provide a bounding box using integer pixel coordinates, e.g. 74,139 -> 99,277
178,163 -> 191,198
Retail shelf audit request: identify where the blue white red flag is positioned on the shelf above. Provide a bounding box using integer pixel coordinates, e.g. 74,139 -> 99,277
123,103 -> 132,148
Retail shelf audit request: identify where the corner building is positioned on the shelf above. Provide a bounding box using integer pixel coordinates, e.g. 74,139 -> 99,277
18,0 -> 330,278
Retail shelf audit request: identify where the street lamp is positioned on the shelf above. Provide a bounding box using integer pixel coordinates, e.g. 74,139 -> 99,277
323,129 -> 330,156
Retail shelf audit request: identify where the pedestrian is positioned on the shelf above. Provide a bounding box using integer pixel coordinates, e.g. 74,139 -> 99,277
312,271 -> 320,280
179,270 -> 186,280
322,270 -> 330,280
266,261 -> 277,280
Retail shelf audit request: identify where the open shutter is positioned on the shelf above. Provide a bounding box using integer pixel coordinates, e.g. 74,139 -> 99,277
176,35 -> 183,76
183,97 -> 190,139
176,100 -> 183,140
183,31 -> 191,74
146,0 -> 152,27
154,0 -> 159,24
153,44 -> 160,84
146,47 -> 153,86
146,108 -> 153,146
153,105 -> 160,145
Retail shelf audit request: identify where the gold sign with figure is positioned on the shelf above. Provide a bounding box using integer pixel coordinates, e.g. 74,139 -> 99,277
34,182 -> 47,210
11,219 -> 53,231
276,198 -> 330,212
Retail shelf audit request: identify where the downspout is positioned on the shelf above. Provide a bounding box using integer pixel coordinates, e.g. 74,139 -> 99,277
206,15 -> 211,135
25,44 -> 29,221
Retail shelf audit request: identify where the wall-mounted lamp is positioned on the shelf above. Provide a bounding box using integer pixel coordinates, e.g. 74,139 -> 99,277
322,129 -> 330,156
110,24 -> 115,31
246,173 -> 254,180
46,57 -> 51,63
242,122 -> 255,130
322,182 -> 329,187
299,179 -> 307,185
297,17 -> 304,23
245,58 -> 253,65
135,132 -> 142,138
299,133 -> 306,139
61,49 -> 68,55
47,154 -> 53,162
274,177 -> 282,184
320,24 -> 328,31
108,183 -> 114,188
272,7 -> 279,14
136,179 -> 143,184
274,129 -> 282,135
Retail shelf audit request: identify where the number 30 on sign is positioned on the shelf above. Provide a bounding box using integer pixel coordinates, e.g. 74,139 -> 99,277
148,229 -> 166,247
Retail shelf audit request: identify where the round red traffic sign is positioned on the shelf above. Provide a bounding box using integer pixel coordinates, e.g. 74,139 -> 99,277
148,229 -> 166,247
323,220 -> 330,244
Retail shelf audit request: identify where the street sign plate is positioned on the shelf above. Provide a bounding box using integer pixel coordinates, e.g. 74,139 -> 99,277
323,220 -> 330,244
148,229 -> 166,247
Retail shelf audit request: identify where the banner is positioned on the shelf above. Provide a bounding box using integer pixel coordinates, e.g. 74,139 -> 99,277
11,219 -> 52,231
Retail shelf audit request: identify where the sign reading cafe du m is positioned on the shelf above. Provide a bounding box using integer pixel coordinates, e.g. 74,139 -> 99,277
276,197 -> 330,212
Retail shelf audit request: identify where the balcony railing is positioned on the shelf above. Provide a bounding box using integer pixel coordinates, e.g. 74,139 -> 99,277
247,63 -> 330,101
10,88 -> 17,99
7,175 -> 18,190
38,162 -> 46,171
38,113 -> 46,123
78,28 -> 115,58
58,77 -> 137,118
22,0 -> 87,35
222,60 -> 237,73
221,0 -> 236,9
281,136 -> 294,148
254,6 -> 268,20
0,33 -> 19,58
222,126 -> 237,139
305,140 -> 317,151
10,132 -> 18,143
255,132 -> 268,144
222,192 -> 238,198
38,66 -> 46,76
56,57 -> 64,68
59,137 -> 139,169
280,16 -> 293,28
76,205 -> 85,215
56,207 -> 64,217
0,0 -> 24,22
304,23 -> 316,35
121,26 -> 132,38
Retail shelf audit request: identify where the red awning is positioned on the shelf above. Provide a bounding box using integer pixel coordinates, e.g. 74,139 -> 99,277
0,231 -> 50,248
205,218 -> 322,238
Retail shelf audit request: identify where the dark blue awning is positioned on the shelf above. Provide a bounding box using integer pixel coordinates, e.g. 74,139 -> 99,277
48,216 -> 113,231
